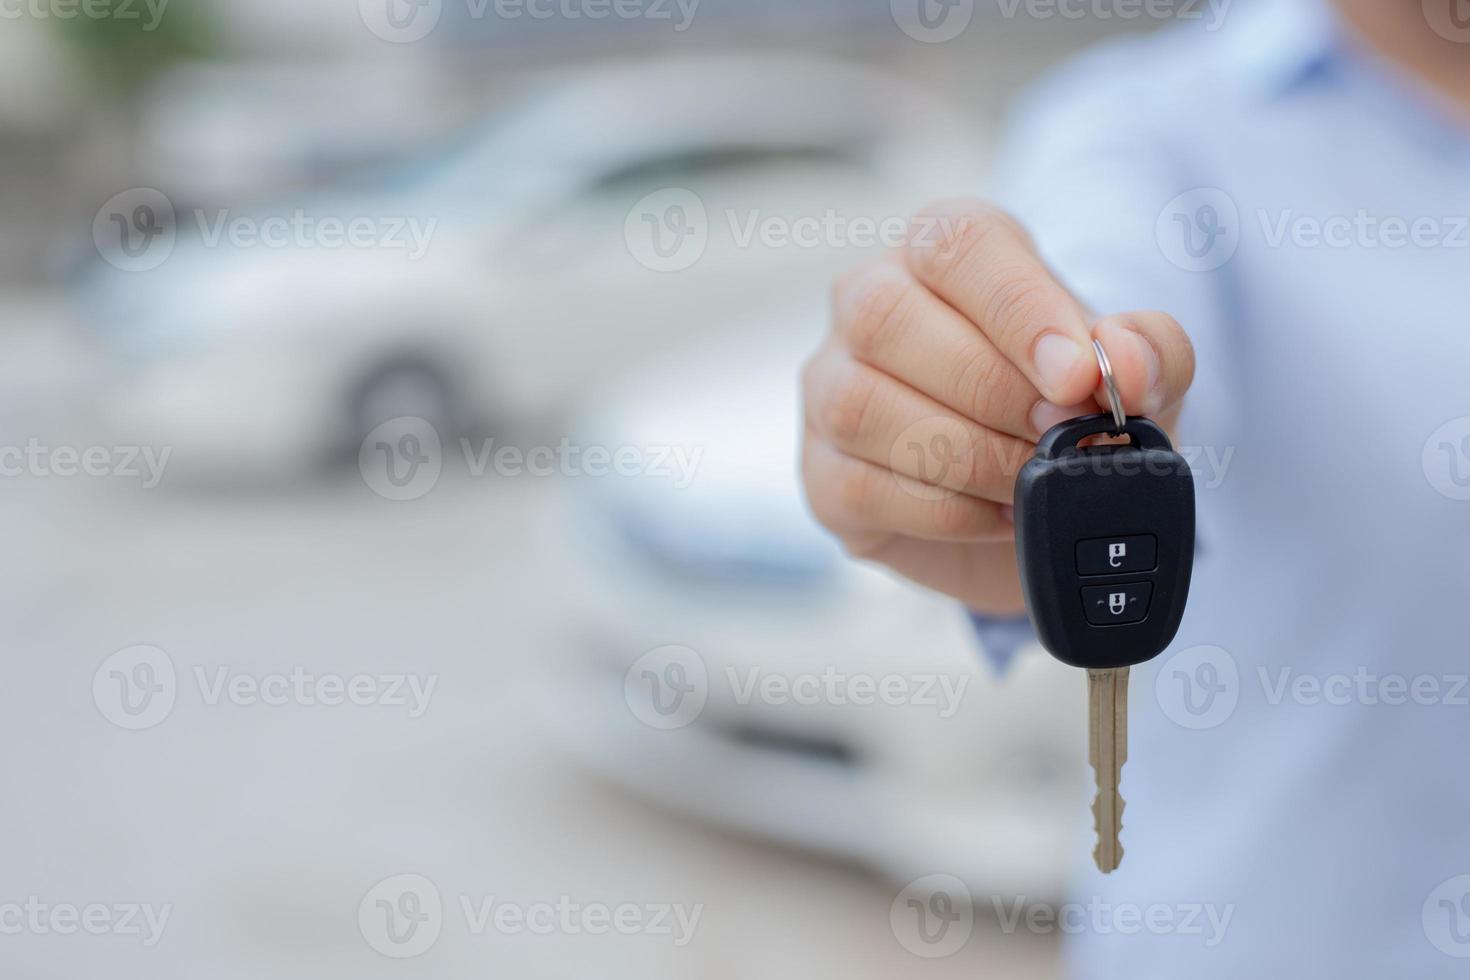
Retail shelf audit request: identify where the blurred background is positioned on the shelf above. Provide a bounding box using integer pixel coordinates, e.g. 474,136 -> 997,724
2,2 -> 1188,976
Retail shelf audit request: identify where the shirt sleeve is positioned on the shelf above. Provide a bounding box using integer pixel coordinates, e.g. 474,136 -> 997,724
968,611 -> 1038,672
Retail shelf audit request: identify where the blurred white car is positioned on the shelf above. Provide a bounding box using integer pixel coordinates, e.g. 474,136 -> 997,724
73,53 -> 986,482
542,328 -> 1087,902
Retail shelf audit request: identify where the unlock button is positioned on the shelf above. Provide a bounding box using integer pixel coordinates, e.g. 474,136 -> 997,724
1081,582 -> 1153,626
1076,535 -> 1157,576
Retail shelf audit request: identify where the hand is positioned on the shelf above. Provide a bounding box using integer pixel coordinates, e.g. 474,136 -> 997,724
801,200 -> 1195,615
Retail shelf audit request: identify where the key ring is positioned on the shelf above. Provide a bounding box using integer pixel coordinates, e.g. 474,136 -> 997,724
1092,338 -> 1127,434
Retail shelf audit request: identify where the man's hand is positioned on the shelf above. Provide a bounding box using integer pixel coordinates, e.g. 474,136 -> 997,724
801,200 -> 1195,615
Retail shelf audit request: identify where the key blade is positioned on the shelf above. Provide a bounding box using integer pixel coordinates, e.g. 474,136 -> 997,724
1087,667 -> 1129,874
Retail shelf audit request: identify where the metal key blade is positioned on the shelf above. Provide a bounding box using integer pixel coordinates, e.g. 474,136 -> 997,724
1087,667 -> 1129,874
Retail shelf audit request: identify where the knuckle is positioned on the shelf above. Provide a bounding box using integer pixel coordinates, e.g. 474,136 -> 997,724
945,342 -> 1017,423
979,265 -> 1056,339
821,365 -> 884,447
834,459 -> 884,524
836,269 -> 914,360
908,202 -> 1025,287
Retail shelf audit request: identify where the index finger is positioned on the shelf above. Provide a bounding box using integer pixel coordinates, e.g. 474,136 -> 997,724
905,200 -> 1097,407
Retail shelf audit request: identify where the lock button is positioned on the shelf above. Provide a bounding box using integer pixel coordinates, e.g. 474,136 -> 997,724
1081,582 -> 1153,626
1076,535 -> 1157,576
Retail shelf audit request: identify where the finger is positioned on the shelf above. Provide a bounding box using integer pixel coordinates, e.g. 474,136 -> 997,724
1091,311 -> 1196,418
802,432 -> 1012,545
903,199 -> 1097,407
848,536 -> 1025,615
831,263 -> 1093,440
803,347 -> 1034,504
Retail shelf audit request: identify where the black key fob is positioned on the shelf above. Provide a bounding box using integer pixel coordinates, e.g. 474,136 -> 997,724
1013,414 -> 1195,670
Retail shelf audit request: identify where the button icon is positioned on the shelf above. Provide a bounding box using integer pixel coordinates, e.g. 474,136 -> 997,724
1082,582 -> 1153,626
1076,535 -> 1158,576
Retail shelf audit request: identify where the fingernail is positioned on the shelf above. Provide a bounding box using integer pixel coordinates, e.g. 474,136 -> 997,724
1029,399 -> 1076,437
1000,504 -> 1015,525
1033,333 -> 1086,401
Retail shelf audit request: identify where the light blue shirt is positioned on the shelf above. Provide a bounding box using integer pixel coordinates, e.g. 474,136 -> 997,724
977,0 -> 1470,974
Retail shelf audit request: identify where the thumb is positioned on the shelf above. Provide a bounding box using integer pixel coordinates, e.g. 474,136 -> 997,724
1091,312 -> 1196,419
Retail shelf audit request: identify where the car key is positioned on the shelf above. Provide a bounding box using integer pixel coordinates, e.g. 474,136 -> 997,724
1013,340 -> 1195,873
